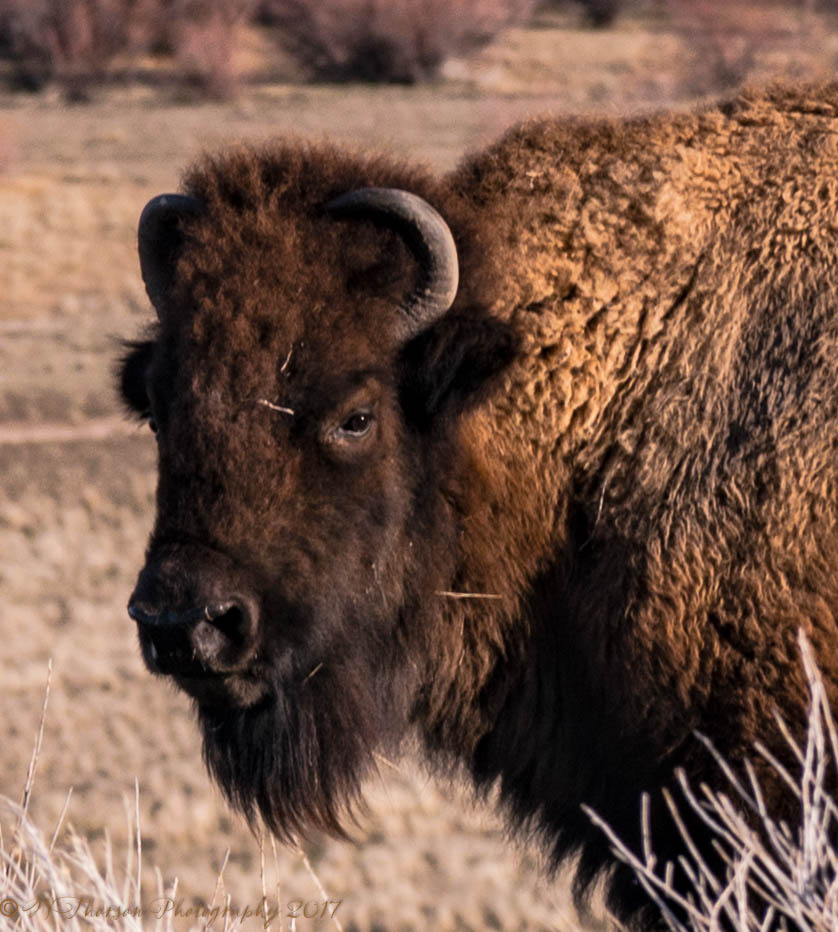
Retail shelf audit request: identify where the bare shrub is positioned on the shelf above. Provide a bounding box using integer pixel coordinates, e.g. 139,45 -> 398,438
580,0 -> 621,26
534,0 -> 632,26
666,0 -> 795,95
260,0 -> 538,84
587,631 -> 838,931
0,0 -> 150,98
164,0 -> 255,99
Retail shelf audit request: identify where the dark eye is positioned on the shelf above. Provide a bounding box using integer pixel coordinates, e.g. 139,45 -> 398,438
340,411 -> 373,436
147,416 -> 158,434
322,405 -> 377,452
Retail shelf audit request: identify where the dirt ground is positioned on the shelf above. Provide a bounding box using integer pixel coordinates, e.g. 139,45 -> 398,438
2,5 -> 838,930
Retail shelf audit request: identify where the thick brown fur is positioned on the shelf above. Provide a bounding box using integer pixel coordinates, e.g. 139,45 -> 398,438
120,83 -> 838,928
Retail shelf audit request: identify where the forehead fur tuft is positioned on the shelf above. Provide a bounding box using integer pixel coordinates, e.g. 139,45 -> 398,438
175,139 -> 508,323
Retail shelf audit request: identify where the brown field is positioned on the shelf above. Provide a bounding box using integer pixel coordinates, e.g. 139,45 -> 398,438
3,5 -> 838,930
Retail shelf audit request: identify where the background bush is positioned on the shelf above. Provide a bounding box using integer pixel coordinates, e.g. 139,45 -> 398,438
665,0 -> 791,95
579,0 -> 622,26
258,0 -> 538,84
0,0 -> 830,98
0,0 -> 149,97
163,0 -> 255,98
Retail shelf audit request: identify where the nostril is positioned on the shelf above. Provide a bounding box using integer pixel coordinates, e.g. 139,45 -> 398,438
202,600 -> 254,647
129,591 -> 258,676
128,602 -> 159,625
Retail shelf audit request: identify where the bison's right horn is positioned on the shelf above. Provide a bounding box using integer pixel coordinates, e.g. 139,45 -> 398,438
138,193 -> 205,315
326,187 -> 459,340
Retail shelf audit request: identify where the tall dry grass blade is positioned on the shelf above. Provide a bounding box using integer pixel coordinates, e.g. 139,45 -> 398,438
662,785 -> 722,896
269,833 -> 283,932
641,792 -> 656,871
134,778 -> 141,906
258,831 -> 271,929
48,788 -> 73,855
292,835 -> 344,932
206,846 -> 230,930
20,659 -> 52,824
435,590 -> 504,600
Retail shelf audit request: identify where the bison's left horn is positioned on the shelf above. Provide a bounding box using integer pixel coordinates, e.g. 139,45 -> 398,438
326,187 -> 459,339
138,193 -> 205,315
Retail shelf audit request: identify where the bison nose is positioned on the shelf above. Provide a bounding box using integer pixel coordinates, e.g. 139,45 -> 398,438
128,598 -> 259,676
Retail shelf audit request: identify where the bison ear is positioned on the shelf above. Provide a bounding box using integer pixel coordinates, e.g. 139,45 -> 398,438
399,312 -> 519,426
117,339 -> 156,419
138,194 -> 204,315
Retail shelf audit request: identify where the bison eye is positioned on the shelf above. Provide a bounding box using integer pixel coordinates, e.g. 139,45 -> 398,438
321,405 -> 378,453
339,411 -> 373,437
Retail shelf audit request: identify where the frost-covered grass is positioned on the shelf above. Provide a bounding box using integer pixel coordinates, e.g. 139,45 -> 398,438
587,632 -> 838,931
0,664 -> 345,932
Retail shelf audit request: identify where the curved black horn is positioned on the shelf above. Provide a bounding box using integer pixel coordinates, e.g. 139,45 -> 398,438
138,193 -> 204,315
326,187 -> 459,338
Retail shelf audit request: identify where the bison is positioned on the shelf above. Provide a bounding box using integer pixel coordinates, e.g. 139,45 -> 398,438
119,82 -> 838,927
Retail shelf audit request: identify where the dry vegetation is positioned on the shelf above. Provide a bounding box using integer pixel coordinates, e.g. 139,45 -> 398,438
5,642 -> 837,932
0,667 -> 350,932
258,0 -> 538,84
3,3 -> 838,930
587,634 -> 838,931
0,0 -> 539,95
0,0 -> 834,97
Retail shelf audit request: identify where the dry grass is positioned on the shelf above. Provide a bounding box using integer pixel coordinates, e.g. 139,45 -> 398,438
587,632 -> 838,931
0,667 -> 348,932
0,651 -> 575,929
0,789 -> 357,932
0,115 -> 15,173
8,640 -> 838,932
1,791 -> 354,932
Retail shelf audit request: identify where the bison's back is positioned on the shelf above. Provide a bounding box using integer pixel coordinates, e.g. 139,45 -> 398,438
443,83 -> 838,916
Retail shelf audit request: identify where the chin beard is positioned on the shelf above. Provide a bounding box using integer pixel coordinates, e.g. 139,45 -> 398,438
197,660 -> 403,841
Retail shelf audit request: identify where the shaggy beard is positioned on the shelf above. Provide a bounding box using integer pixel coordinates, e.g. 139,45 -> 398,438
197,660 -> 399,841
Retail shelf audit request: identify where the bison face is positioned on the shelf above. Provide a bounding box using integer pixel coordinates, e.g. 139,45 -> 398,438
118,178 -> 517,838
124,351 -> 414,715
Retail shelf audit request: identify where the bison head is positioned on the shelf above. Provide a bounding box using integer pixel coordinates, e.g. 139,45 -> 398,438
118,149 -> 516,840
